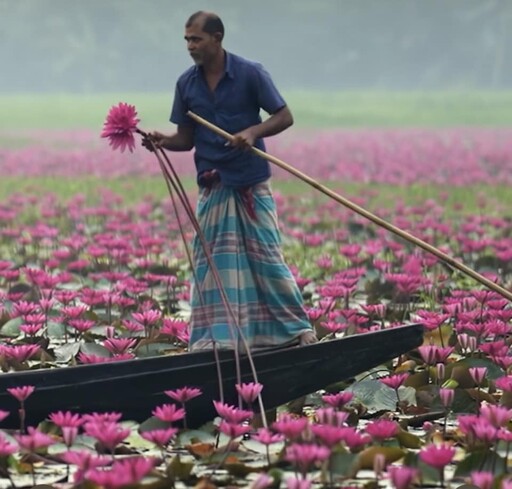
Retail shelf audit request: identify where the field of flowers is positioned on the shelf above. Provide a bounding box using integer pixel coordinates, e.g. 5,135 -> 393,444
0,116 -> 511,488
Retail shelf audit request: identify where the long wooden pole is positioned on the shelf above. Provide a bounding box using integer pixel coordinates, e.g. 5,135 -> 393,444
187,110 -> 512,302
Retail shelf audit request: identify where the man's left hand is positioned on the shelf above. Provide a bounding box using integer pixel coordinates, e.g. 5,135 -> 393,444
229,127 -> 257,150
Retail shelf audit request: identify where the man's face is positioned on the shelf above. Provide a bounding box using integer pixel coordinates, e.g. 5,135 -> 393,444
184,20 -> 220,66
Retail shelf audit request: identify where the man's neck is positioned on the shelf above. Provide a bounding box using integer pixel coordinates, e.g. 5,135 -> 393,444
203,49 -> 225,76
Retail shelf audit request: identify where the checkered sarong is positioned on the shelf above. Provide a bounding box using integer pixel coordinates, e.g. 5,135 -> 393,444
189,180 -> 312,350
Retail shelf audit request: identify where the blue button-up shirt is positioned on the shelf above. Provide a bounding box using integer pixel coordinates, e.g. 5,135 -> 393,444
170,51 -> 287,188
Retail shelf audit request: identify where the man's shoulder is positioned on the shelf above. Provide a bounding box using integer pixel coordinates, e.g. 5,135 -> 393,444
228,52 -> 263,73
176,66 -> 197,86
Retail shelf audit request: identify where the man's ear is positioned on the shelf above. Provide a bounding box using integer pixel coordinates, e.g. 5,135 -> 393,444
213,32 -> 223,43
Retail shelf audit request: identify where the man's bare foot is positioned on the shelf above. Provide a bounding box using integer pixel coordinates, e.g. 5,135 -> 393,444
299,330 -> 318,346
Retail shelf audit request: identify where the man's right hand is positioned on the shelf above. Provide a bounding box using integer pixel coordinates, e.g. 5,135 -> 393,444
141,131 -> 167,152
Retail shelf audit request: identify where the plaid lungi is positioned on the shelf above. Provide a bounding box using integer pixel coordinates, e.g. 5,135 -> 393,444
189,179 -> 313,350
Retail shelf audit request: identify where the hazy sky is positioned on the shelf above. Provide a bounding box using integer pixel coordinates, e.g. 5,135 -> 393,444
1,0 -> 510,92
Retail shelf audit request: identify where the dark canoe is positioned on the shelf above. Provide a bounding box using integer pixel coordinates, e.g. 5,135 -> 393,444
0,323 -> 423,428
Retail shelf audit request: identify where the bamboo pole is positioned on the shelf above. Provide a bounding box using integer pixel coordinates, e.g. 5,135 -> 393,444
187,110 -> 512,302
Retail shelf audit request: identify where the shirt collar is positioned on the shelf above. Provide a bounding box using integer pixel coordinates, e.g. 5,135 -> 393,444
192,50 -> 234,79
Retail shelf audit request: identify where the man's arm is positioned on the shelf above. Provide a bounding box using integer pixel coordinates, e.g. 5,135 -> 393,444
142,124 -> 194,152
230,106 -> 293,149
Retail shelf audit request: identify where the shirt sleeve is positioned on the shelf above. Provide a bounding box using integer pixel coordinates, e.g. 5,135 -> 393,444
253,64 -> 287,115
170,82 -> 192,125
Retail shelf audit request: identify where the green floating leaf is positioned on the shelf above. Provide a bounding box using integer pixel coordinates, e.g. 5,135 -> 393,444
80,341 -> 110,357
397,428 -> 422,449
136,342 -> 177,358
329,450 -> 359,477
450,357 -> 504,382
402,452 -> 440,485
357,445 -> 406,471
166,454 -> 195,482
177,429 -> 216,446
223,461 -> 256,477
138,416 -> 172,433
0,317 -> 22,337
47,321 -> 66,338
54,341 -> 82,363
349,379 -> 416,412
454,449 -> 506,477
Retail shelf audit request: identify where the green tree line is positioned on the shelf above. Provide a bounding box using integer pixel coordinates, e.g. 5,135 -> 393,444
1,0 -> 511,92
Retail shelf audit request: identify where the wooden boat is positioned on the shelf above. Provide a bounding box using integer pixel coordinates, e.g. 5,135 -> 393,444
0,324 -> 423,428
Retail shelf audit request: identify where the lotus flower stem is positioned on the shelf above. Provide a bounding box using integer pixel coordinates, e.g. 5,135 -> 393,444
187,110 -> 512,304
140,132 -> 268,427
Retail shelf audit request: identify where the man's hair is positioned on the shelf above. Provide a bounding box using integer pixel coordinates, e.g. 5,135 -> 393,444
186,11 -> 224,40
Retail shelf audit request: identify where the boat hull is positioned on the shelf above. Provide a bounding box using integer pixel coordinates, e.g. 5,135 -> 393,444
0,324 -> 424,428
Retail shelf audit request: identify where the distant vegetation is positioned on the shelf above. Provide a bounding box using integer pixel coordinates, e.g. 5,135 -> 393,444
1,0 -> 512,92
2,91 -> 512,130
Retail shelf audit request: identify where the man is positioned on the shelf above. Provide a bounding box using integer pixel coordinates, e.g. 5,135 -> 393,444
144,11 -> 317,351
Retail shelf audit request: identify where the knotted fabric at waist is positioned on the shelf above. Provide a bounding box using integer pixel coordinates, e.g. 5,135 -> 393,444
198,169 -> 258,221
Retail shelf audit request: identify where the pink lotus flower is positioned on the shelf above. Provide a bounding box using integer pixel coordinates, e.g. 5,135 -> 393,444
20,323 -> 43,336
479,404 -> 512,428
379,373 -> 409,390
213,401 -> 253,424
152,403 -> 186,423
339,426 -> 371,451
101,102 -> 140,153
315,407 -> 349,426
250,473 -> 275,489
10,300 -> 38,317
4,344 -> 40,363
81,412 -> 122,424
140,427 -> 177,448
311,423 -> 346,447
49,410 -> 83,428
285,442 -> 330,474
236,382 -> 264,404
439,388 -> 454,409
161,318 -> 189,337
103,337 -> 137,355
252,427 -> 284,445
387,465 -> 418,489
164,386 -> 202,404
365,419 -> 399,441
78,353 -> 111,364
272,414 -> 309,440
15,426 -> 55,452
495,375 -> 512,392
286,477 -> 312,489
469,366 -> 487,385
7,385 -> 35,402
0,434 -> 18,456
62,426 -> 79,447
219,420 -> 252,439
321,391 -> 354,408
60,450 -> 110,484
471,471 -> 494,489
419,442 -> 455,469
502,479 -> 512,489
83,421 -> 130,452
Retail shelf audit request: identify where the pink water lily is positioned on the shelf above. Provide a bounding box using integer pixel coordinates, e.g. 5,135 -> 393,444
83,421 -> 131,453
419,442 -> 456,469
152,403 -> 186,423
101,102 -> 140,153
140,427 -> 178,448
0,434 -> 17,456
164,386 -> 202,403
15,426 -> 55,452
236,381 -> 264,404
7,385 -> 35,402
